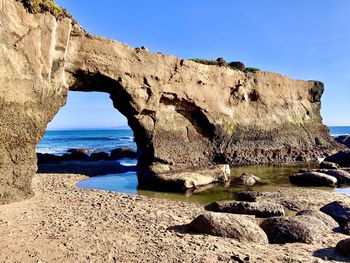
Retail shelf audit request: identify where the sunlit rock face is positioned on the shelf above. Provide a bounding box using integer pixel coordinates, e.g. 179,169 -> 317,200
65,27 -> 337,167
0,0 -> 339,203
0,0 -> 71,203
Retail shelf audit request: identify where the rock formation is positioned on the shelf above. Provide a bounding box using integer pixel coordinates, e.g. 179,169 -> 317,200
0,0 -> 340,203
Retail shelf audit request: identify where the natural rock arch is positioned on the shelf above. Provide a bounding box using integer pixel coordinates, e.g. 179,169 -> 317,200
67,70 -> 156,167
0,0 -> 340,203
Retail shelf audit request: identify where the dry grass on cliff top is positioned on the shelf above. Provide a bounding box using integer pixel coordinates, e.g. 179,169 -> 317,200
20,0 -> 76,23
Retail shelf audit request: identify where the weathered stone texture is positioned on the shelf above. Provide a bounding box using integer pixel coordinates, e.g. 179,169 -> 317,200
0,0 -> 71,203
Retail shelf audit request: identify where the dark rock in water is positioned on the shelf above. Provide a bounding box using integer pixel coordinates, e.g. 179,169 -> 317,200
90,152 -> 109,161
324,151 -> 350,168
314,169 -> 350,185
335,135 -> 350,149
320,201 -> 350,227
260,215 -> 328,244
37,153 -> 62,164
336,238 -> 350,257
343,222 -> 350,235
295,209 -> 338,230
139,164 -> 229,191
233,173 -> 261,186
320,161 -> 340,170
61,151 -> 89,161
110,147 -> 137,160
205,201 -> 284,218
67,148 -> 93,154
37,160 -> 135,177
236,191 -> 267,202
289,172 -> 337,187
189,212 -> 268,244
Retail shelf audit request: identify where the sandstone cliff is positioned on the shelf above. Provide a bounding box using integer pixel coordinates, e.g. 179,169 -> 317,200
0,0 -> 339,203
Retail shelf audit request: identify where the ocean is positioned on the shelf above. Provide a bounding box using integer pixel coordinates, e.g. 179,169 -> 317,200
329,126 -> 350,136
36,126 -> 350,203
37,129 -> 136,155
37,126 -> 350,155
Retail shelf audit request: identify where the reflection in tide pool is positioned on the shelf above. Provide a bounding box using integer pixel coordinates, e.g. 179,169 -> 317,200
77,172 -> 138,195
75,162 -> 350,205
335,187 -> 350,195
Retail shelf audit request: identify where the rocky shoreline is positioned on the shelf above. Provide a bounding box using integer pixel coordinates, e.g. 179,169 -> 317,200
0,173 -> 350,262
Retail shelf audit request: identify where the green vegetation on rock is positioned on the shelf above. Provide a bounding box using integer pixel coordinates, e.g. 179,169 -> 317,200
244,67 -> 261,73
190,58 -> 261,74
20,0 -> 74,22
190,59 -> 219,66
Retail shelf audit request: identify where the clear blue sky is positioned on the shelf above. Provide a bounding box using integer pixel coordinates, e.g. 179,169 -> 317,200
48,0 -> 350,130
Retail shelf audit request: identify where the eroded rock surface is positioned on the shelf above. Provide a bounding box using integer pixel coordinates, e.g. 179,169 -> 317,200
0,0 -> 71,203
295,209 -> 339,230
260,215 -> 330,244
0,0 -> 341,203
205,201 -> 285,218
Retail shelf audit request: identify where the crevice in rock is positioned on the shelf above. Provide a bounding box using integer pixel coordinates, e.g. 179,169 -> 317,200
159,94 -> 216,139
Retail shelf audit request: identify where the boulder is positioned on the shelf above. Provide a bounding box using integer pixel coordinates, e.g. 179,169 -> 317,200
205,201 -> 284,218
295,209 -> 338,230
232,173 -> 261,186
324,151 -> 350,167
336,238 -> 350,257
320,201 -> 350,226
110,147 -> 137,160
141,165 -> 230,191
37,160 -> 132,176
189,212 -> 268,244
236,191 -> 267,202
319,161 -> 340,170
260,215 -> 328,244
90,152 -> 109,161
67,148 -> 93,154
343,222 -> 350,235
61,151 -> 89,161
314,169 -> 350,185
37,153 -> 62,164
289,172 -> 337,187
335,135 -> 350,149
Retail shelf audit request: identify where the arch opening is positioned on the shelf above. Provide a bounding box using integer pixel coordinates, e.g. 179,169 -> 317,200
36,89 -> 139,178
67,70 -> 154,167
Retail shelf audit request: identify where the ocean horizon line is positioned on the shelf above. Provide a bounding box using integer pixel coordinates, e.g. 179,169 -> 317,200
46,125 -> 350,132
46,127 -> 132,132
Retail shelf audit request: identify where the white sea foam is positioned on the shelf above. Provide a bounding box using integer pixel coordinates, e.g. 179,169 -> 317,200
119,158 -> 137,166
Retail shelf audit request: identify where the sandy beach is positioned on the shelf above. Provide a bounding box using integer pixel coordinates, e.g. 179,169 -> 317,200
0,173 -> 349,262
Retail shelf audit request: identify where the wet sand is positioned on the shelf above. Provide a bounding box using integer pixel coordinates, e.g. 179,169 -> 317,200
0,173 -> 350,262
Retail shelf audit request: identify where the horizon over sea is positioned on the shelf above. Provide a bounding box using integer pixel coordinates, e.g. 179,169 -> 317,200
37,126 -> 350,155
36,126 -> 350,203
